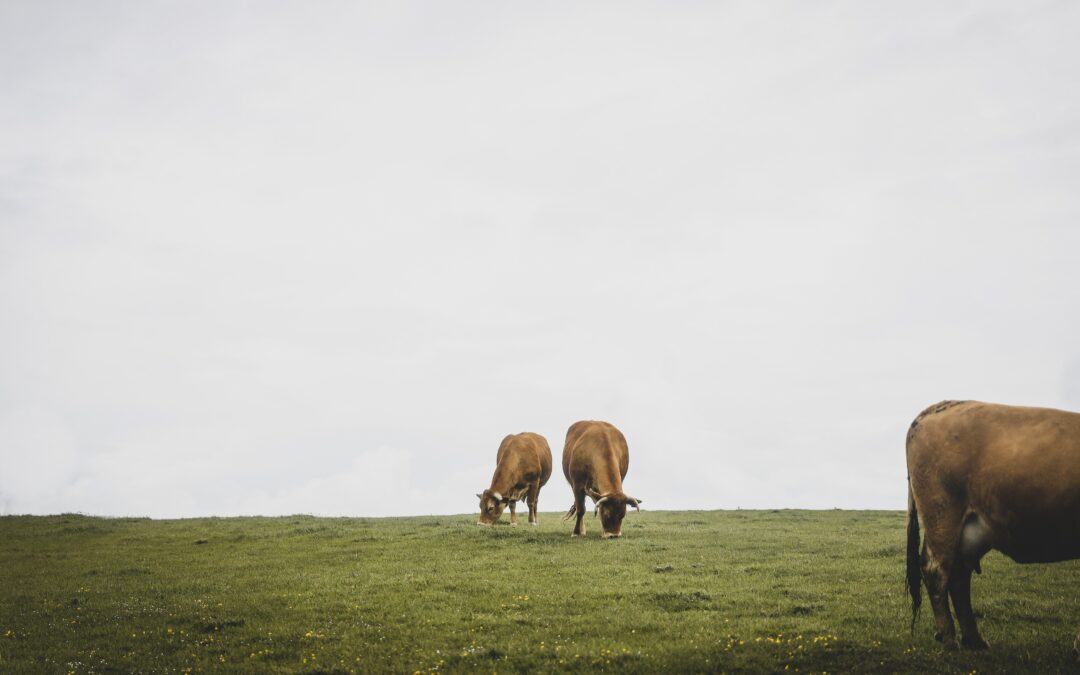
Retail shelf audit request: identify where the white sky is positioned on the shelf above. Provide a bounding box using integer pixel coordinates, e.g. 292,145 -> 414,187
2,1 -> 1079,518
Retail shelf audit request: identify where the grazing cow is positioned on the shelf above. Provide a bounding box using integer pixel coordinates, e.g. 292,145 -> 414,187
476,432 -> 552,527
561,420 -> 641,538
906,400 -> 1080,654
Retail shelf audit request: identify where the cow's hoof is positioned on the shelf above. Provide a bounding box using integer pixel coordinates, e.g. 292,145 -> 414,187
530,521 -> 538,527
961,635 -> 989,650
510,522 -> 518,527
933,631 -> 959,651
476,522 -> 490,527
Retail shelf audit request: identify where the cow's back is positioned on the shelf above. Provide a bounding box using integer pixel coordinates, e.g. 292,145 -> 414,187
527,433 -> 554,487
497,432 -> 552,487
562,420 -> 629,482
908,400 -> 1080,562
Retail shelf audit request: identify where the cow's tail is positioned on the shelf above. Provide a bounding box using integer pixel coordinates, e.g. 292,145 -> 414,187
562,503 -> 576,521
906,481 -> 922,633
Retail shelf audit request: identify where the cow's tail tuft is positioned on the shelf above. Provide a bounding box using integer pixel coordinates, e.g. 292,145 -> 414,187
562,503 -> 576,521
906,481 -> 922,633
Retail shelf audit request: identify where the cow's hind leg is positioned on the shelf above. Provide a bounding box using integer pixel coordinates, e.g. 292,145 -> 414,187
923,551 -> 957,650
920,506 -> 966,650
949,562 -> 988,649
571,489 -> 586,537
952,512 -> 992,649
527,480 -> 540,526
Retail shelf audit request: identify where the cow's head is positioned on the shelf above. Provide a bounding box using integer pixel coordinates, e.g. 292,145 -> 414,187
593,492 -> 642,538
476,490 -> 509,526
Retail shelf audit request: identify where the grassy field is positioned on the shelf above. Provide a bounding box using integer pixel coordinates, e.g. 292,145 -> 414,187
3,510 -> 1080,674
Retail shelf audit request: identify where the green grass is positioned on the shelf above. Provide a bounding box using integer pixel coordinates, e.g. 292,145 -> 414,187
2,510 -> 1079,673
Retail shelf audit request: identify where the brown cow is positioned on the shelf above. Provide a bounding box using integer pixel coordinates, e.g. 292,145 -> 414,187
561,420 -> 641,538
476,432 -> 552,527
906,400 -> 1080,654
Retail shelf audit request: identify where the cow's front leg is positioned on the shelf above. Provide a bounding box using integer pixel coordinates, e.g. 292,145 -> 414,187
508,499 -> 518,526
572,489 -> 586,537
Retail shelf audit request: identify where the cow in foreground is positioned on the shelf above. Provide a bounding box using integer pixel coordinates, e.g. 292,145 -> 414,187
562,420 -> 641,538
476,432 -> 552,527
906,400 -> 1080,654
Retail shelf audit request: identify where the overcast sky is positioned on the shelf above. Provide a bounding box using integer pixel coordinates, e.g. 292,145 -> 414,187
2,1 -> 1079,518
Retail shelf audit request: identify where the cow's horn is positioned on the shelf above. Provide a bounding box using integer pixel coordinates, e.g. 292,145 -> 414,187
476,493 -> 483,499
492,492 -> 502,502
593,495 -> 611,516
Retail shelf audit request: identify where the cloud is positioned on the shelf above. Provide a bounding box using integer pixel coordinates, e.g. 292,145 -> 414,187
2,2 -> 1079,516
231,447 -> 488,519
0,408 -> 81,513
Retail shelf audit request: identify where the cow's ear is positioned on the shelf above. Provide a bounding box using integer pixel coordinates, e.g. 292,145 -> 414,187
626,497 -> 642,510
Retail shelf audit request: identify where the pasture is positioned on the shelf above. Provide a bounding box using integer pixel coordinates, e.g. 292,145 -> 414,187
2,510 -> 1079,674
